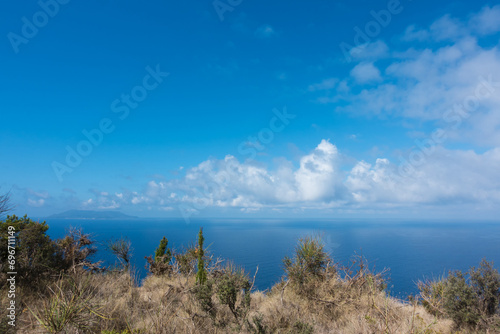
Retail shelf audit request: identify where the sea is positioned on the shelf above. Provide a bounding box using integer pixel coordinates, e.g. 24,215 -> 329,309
44,218 -> 500,300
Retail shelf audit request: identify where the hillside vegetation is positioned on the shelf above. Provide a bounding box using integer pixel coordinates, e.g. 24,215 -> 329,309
1,215 -> 499,333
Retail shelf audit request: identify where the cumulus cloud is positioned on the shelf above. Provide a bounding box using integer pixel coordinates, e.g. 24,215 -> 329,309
78,139 -> 500,217
350,62 -> 382,84
346,147 -> 500,205
320,6 -> 500,146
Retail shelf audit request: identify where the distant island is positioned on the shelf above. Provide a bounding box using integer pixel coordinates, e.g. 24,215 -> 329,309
47,209 -> 139,220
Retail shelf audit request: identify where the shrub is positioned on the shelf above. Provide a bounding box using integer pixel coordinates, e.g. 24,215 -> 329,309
283,236 -> 331,288
442,270 -> 481,327
288,320 -> 314,334
418,259 -> 500,330
108,238 -> 132,271
193,280 -> 216,319
0,215 -> 67,290
145,236 -> 173,276
58,227 -> 102,273
174,244 -> 198,275
469,259 -> 500,316
216,263 -> 251,319
30,274 -> 105,333
246,314 -> 268,334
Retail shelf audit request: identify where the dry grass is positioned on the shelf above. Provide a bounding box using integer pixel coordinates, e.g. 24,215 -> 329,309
2,264 -> 459,334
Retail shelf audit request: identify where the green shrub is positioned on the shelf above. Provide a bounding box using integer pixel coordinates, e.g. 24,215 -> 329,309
288,320 -> 314,334
469,259 -> 500,316
283,236 -> 331,288
154,236 -> 172,263
196,227 -> 207,285
193,280 -> 216,319
145,236 -> 173,276
443,270 -> 481,327
0,215 -> 67,290
216,263 -> 251,319
418,259 -> 500,330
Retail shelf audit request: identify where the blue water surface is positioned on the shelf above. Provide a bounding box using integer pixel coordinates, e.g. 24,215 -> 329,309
45,218 -> 500,299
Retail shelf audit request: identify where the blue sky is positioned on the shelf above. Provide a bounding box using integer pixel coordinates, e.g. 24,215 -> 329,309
1,0 -> 500,219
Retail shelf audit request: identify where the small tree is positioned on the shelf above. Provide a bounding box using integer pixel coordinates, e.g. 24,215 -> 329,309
146,236 -> 173,276
58,227 -> 102,273
155,236 -> 172,263
0,215 -> 66,290
196,227 -> 207,285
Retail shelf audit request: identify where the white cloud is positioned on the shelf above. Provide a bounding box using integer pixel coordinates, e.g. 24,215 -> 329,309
74,138 -> 500,217
294,140 -> 341,201
402,6 -> 500,42
346,146 -> 500,205
98,200 -> 119,210
470,5 -> 500,35
326,7 -> 500,146
27,198 -> 45,207
308,78 -> 337,91
350,62 -> 382,84
429,15 -> 465,41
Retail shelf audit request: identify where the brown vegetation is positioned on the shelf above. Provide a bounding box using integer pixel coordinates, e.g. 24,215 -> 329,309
1,215 -> 499,333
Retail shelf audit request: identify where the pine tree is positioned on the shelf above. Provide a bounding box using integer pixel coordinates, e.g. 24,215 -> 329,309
155,236 -> 172,263
196,227 -> 207,285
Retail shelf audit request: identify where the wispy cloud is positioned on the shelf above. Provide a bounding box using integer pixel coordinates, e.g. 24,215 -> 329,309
255,24 -> 278,38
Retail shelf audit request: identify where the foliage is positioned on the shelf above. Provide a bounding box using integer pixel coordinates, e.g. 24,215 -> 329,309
196,227 -> 207,285
246,314 -> 268,334
288,321 -> 314,334
108,237 -> 132,271
418,259 -> 500,330
193,280 -> 216,319
58,227 -> 102,273
30,274 -> 106,333
283,236 -> 331,289
145,236 -> 173,276
175,244 -> 198,275
215,263 -> 251,319
469,259 -> 500,316
0,215 -> 67,290
154,236 -> 172,263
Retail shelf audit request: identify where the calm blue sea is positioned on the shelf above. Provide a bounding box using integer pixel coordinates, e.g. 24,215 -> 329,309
44,219 -> 500,299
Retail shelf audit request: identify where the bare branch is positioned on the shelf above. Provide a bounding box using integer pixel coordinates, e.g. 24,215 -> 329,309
0,189 -> 14,216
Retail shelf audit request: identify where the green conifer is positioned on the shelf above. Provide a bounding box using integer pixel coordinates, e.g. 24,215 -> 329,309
196,227 -> 207,285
